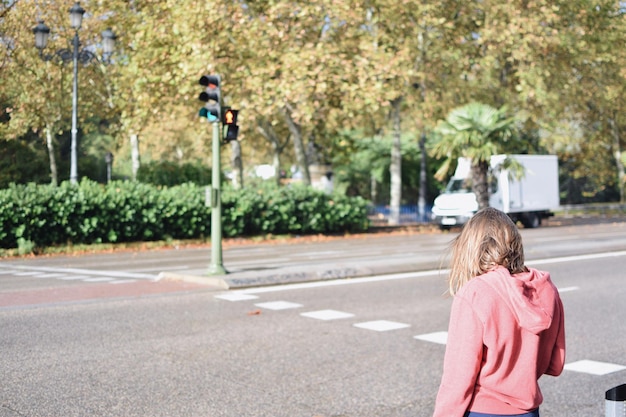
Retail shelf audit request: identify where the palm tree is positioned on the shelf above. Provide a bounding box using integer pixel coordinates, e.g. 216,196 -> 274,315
431,102 -> 518,210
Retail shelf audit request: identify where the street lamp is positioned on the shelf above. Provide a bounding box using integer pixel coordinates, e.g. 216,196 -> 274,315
32,2 -> 116,185
104,151 -> 114,183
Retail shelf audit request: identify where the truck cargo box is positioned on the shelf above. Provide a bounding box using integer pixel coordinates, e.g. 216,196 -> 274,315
431,154 -> 559,228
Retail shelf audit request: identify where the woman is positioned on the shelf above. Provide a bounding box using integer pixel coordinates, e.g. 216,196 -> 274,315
433,207 -> 566,417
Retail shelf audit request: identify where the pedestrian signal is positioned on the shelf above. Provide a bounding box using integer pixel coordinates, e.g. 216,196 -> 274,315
223,108 -> 238,125
223,109 -> 240,142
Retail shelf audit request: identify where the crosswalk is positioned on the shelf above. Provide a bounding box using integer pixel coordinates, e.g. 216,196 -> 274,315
3,262 -> 625,378
215,287 -> 626,377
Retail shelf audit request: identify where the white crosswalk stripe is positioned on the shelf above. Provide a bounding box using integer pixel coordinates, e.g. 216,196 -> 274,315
214,284 -> 625,377
215,293 -> 259,301
354,320 -> 410,332
564,360 -> 626,376
414,331 -> 448,345
301,309 -> 354,321
255,301 -> 303,310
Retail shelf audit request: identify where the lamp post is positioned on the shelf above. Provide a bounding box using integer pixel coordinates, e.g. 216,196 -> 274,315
104,151 -> 114,183
32,2 -> 116,185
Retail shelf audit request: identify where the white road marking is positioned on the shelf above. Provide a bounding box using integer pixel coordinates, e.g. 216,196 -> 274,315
301,310 -> 355,321
241,270 -> 446,295
558,286 -> 579,293
526,250 -> 626,266
139,265 -> 191,272
414,331 -> 448,345
57,275 -> 92,280
226,257 -> 291,267
353,320 -> 410,332
83,277 -> 116,283
215,293 -> 259,301
33,273 -> 67,279
237,250 -> 626,295
0,264 -> 157,280
13,271 -> 42,276
2,268 -> 144,284
564,360 -> 626,376
255,301 -> 303,310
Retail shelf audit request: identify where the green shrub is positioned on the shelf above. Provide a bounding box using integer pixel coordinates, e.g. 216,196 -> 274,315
137,161 -> 212,186
0,180 -> 369,249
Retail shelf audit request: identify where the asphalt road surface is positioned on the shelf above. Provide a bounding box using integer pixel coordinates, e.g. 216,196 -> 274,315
1,217 -> 625,416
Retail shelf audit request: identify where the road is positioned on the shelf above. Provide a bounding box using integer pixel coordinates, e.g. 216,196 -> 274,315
2,216 -> 626,291
1,218 -> 625,416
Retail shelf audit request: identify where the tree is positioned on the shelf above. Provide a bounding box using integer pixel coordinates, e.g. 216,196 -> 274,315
431,102 -> 518,209
256,116 -> 290,186
560,1 -> 626,202
3,0 -> 626,209
227,0 -> 369,187
1,0 -> 119,184
100,0 -> 215,174
343,1 -> 473,223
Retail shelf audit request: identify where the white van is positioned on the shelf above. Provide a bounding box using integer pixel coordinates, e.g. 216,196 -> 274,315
431,155 -> 560,228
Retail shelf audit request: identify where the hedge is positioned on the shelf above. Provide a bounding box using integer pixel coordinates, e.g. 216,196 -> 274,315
0,180 -> 370,250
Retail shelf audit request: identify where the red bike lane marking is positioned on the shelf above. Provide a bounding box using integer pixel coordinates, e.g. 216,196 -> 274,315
0,280 -> 215,308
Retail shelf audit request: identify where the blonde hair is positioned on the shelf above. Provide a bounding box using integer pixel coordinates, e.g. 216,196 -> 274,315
447,207 -> 527,295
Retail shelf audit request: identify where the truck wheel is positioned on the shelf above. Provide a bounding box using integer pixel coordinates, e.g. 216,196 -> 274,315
522,212 -> 540,228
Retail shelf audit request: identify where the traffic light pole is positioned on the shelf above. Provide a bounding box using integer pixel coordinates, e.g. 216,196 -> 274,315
208,120 -> 227,276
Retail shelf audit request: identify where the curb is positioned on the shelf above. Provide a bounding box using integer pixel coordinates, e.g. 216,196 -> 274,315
157,259 -> 438,290
157,272 -> 230,290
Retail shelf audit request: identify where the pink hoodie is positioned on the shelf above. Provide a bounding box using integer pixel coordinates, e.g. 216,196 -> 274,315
433,266 -> 566,417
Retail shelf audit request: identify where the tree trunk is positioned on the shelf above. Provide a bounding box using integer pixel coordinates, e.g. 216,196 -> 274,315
283,107 -> 311,186
609,116 -> 625,203
416,29 -> 429,223
418,132 -> 427,222
256,118 -> 285,186
45,125 -> 58,186
230,140 -> 244,190
272,149 -> 282,186
130,134 -> 140,181
471,160 -> 490,210
370,174 -> 378,203
388,97 -> 402,225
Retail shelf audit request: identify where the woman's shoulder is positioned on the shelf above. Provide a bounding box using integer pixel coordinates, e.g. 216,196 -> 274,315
459,268 -> 505,292
454,268 -> 507,306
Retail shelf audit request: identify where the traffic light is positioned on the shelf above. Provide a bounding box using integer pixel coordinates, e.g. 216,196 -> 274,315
222,108 -> 240,142
223,108 -> 238,125
198,74 -> 221,122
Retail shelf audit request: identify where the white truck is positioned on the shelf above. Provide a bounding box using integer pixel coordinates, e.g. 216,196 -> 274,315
431,154 -> 559,228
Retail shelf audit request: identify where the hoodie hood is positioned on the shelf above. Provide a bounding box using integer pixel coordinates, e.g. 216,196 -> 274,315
482,266 -> 557,334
